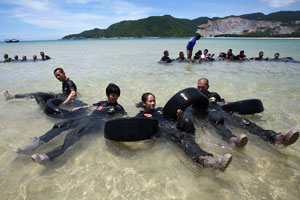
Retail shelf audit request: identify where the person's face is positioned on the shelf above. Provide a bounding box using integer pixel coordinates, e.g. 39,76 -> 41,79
165,51 -> 169,57
180,52 -> 184,58
143,95 -> 156,112
14,55 -> 18,60
22,56 -> 26,60
197,80 -> 209,95
275,53 -> 279,59
107,93 -> 119,104
54,70 -> 66,82
259,52 -> 264,57
204,50 -> 208,55
227,49 -> 232,54
4,54 -> 8,59
40,52 -> 44,57
240,51 -> 244,55
33,55 -> 37,60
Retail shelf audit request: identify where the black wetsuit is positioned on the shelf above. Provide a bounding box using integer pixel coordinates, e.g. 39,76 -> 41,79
38,101 -> 127,161
234,54 -> 246,60
136,108 -> 212,166
42,55 -> 51,60
161,56 -> 172,63
14,78 -> 77,105
195,92 -> 280,144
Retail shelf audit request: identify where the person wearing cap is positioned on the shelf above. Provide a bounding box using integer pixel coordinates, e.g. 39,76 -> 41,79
186,33 -> 201,59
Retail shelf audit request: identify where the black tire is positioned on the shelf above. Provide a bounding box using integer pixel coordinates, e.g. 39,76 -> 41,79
44,98 -> 68,115
104,117 -> 159,142
221,99 -> 264,115
163,88 -> 209,119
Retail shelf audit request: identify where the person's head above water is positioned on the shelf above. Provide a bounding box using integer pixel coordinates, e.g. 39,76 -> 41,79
203,49 -> 208,55
14,55 -> 18,60
106,83 -> 121,104
179,51 -> 185,58
197,78 -> 209,95
259,51 -> 264,58
274,52 -> 280,59
227,49 -> 232,55
54,68 -> 68,82
22,55 -> 27,61
4,54 -> 8,59
240,50 -> 245,55
195,33 -> 201,40
33,55 -> 37,60
40,52 -> 45,57
141,92 -> 156,112
164,50 -> 169,57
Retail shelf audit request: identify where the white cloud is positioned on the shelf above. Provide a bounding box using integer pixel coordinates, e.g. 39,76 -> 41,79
260,0 -> 299,8
1,0 -> 155,35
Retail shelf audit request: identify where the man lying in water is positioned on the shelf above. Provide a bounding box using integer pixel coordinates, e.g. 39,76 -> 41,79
3,68 -> 77,106
135,92 -> 232,172
195,78 -> 299,147
14,83 -> 127,163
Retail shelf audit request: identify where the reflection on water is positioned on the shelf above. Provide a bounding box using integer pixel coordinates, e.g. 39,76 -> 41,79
0,39 -> 300,200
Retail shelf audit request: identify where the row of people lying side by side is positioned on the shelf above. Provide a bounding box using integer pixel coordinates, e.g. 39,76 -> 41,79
160,49 -> 295,63
3,69 -> 299,172
2,52 -> 51,63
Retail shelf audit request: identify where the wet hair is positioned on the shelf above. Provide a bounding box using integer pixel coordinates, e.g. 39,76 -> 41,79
106,83 -> 120,96
4,54 -> 8,58
198,78 -> 209,87
240,50 -> 244,54
195,50 -> 202,56
136,92 -> 155,108
40,51 -> 44,54
54,68 -> 64,74
204,49 -> 208,52
259,51 -> 263,54
196,33 -> 201,39
164,50 -> 168,55
275,52 -> 280,56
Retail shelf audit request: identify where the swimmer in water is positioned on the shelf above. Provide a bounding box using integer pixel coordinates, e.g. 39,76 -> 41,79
176,51 -> 186,62
40,51 -> 51,60
14,83 -> 127,163
160,50 -> 172,63
135,92 -> 232,171
3,68 -> 77,106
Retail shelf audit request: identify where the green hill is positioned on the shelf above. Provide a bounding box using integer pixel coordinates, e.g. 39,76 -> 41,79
62,11 -> 300,39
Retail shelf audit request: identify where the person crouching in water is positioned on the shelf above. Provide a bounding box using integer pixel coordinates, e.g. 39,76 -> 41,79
14,83 -> 127,163
135,93 -> 232,172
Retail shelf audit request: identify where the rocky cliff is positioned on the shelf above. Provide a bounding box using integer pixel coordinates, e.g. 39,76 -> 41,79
197,17 -> 298,37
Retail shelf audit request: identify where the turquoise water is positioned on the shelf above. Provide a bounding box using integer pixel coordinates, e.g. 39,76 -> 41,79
0,38 -> 300,200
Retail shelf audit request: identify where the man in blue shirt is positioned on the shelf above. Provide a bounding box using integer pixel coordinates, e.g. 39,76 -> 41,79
186,33 -> 201,59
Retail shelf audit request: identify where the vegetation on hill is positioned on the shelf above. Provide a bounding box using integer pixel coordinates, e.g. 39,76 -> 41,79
62,11 -> 300,39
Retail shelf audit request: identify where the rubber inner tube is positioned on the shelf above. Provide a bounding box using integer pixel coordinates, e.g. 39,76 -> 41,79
104,117 -> 159,142
163,88 -> 209,119
221,99 -> 264,115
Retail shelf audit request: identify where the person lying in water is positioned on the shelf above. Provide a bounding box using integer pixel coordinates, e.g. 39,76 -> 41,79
3,68 -> 77,106
14,83 -> 127,163
40,51 -> 51,60
195,78 -> 299,147
135,92 -> 232,172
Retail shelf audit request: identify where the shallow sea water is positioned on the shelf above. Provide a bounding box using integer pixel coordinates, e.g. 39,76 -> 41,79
0,38 -> 300,200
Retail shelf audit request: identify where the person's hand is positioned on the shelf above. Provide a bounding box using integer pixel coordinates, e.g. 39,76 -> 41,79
177,109 -> 184,118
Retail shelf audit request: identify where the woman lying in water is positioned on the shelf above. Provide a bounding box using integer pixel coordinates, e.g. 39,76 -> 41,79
135,92 -> 232,172
14,83 -> 127,163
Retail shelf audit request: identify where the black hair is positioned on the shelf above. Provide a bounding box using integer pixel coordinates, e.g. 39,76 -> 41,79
204,49 -> 208,52
196,33 -> 201,38
54,68 -> 64,74
106,83 -> 120,96
136,92 -> 155,108
164,50 -> 168,54
198,78 -> 209,87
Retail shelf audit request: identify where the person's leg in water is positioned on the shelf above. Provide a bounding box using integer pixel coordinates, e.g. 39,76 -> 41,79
3,91 -> 57,105
224,112 -> 299,147
207,110 -> 248,147
14,118 -> 81,154
161,119 -> 232,172
31,119 -> 105,163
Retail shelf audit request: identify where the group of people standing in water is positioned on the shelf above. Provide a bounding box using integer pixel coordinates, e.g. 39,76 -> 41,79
2,67 -> 299,172
2,51 -> 51,63
160,33 -> 295,63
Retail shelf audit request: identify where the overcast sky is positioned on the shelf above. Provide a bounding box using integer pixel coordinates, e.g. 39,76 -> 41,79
0,0 -> 300,41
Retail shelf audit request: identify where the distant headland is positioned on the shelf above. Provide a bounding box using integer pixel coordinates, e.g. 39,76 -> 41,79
62,11 -> 300,40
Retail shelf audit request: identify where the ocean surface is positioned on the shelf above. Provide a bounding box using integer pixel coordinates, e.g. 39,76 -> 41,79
0,38 -> 300,200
